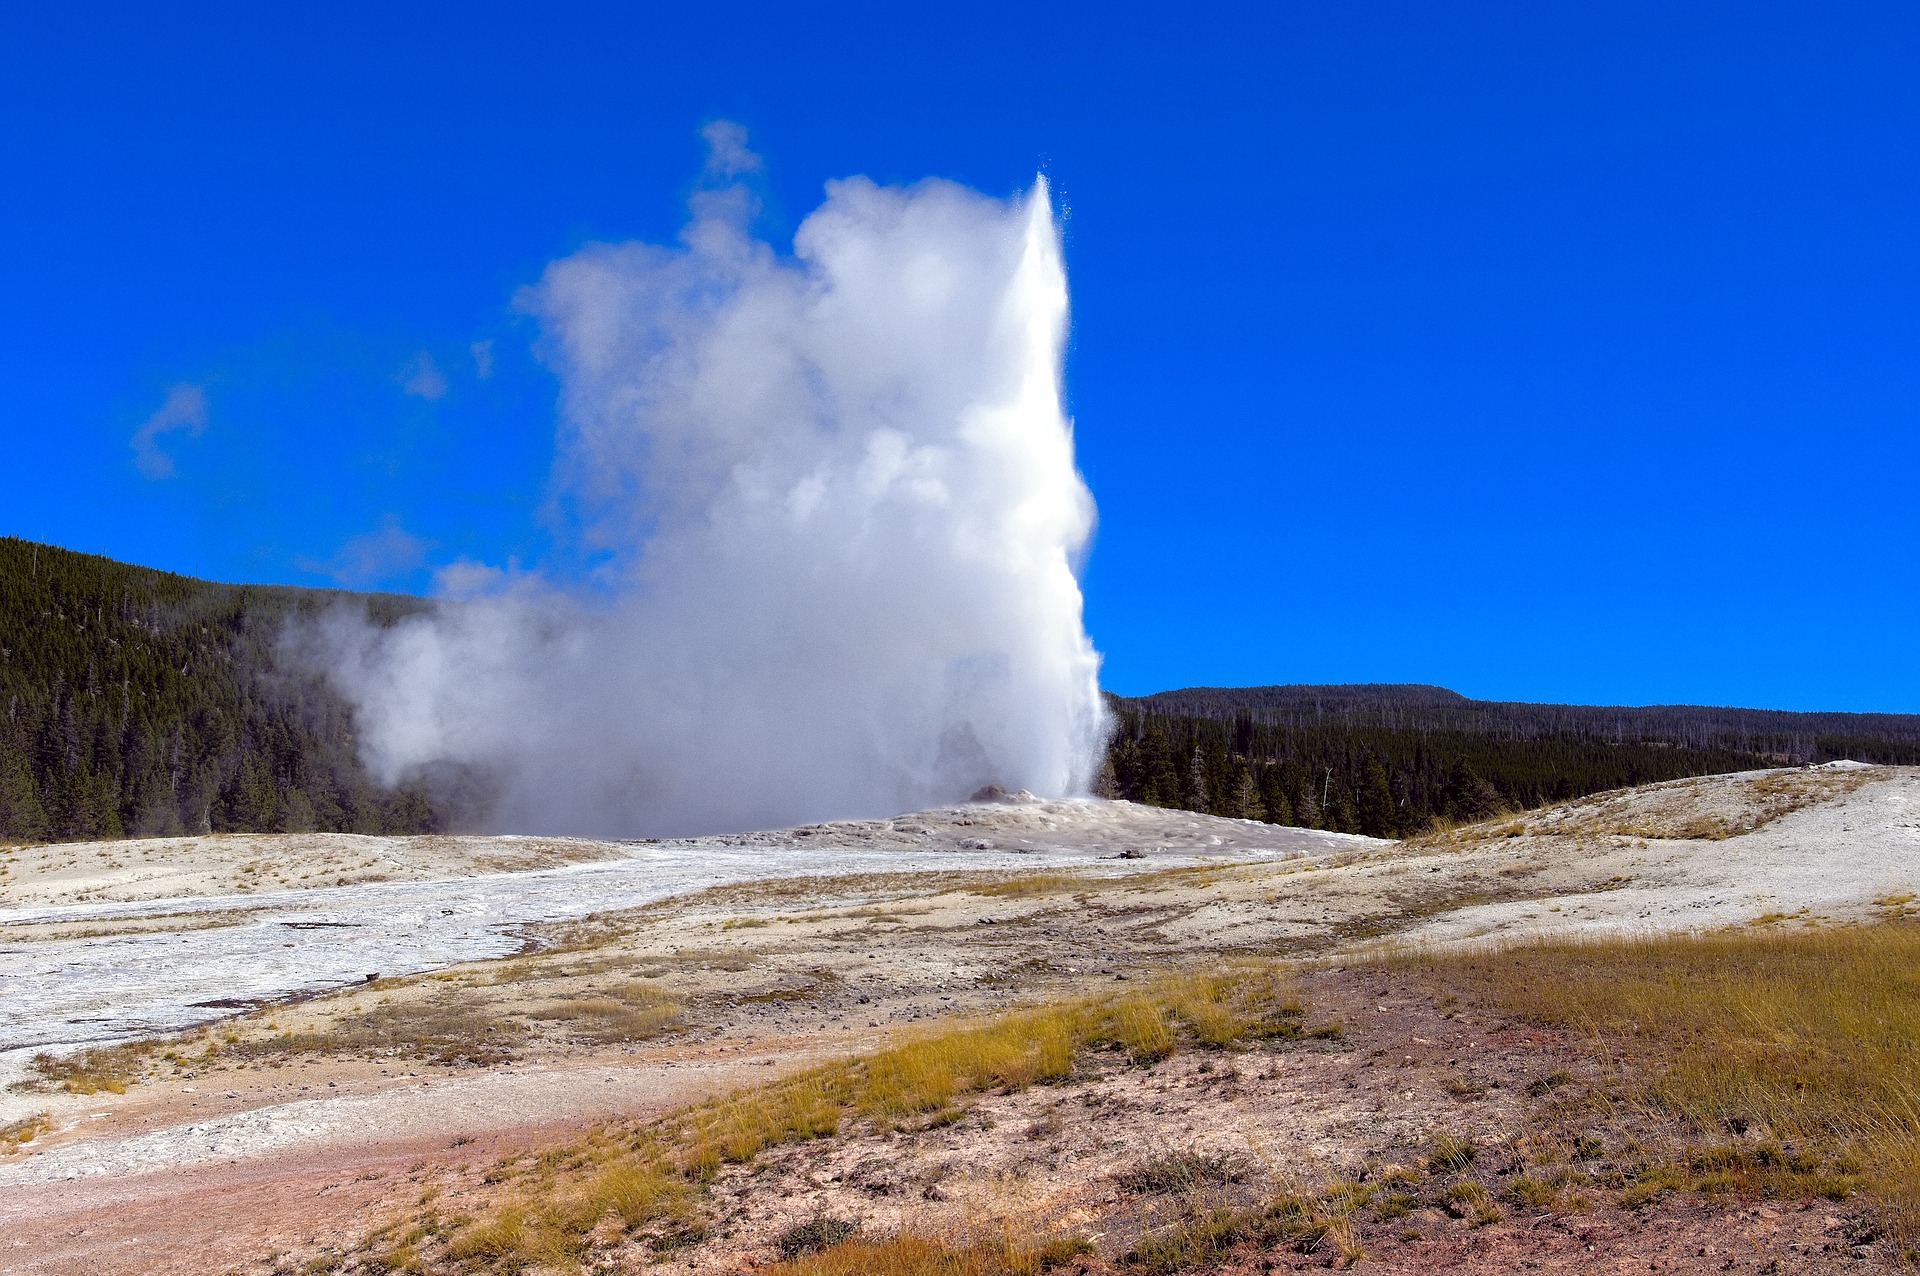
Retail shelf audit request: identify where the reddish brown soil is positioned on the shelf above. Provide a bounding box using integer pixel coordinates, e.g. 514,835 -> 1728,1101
6,1133 -> 488,1276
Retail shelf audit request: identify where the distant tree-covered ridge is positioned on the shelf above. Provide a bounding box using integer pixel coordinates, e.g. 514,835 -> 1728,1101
7,538 -> 1920,845
0,536 -> 463,843
1100,684 -> 1920,838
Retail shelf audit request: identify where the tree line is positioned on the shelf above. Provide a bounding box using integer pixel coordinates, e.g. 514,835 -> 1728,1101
1097,690 -> 1920,837
8,537 -> 1920,846
1133,683 -> 1920,768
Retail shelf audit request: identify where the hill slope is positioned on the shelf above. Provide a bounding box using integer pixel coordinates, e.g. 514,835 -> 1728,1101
7,536 -> 1920,845
0,537 -> 453,842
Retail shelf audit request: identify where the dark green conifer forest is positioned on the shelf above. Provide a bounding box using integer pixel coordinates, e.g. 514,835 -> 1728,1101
1100,685 -> 1920,836
0,536 -> 450,842
5,537 -> 1919,845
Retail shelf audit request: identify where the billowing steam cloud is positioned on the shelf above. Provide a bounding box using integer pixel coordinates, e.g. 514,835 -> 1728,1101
318,127 -> 1106,837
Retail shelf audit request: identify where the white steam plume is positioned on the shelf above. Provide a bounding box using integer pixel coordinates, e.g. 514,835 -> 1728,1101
319,130 -> 1106,836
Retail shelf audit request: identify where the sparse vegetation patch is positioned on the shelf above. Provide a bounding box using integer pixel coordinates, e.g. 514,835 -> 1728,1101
0,1110 -> 52,1153
352,962 -> 1334,1273
1403,918 -> 1920,1246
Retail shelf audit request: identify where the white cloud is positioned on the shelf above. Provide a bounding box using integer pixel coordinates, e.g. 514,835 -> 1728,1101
699,119 -> 762,179
398,351 -> 448,401
470,339 -> 495,379
129,383 -> 209,479
302,516 -> 429,588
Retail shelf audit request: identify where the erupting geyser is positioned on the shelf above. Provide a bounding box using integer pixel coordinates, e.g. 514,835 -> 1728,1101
315,126 -> 1106,836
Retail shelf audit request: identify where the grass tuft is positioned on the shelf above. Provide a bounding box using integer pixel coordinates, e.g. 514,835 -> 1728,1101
1438,1178 -> 1502,1225
1126,1204 -> 1251,1275
29,1047 -> 138,1094
1,1111 -> 53,1152
1427,1130 -> 1477,1173
1115,1149 -> 1247,1195
777,1216 -> 858,1260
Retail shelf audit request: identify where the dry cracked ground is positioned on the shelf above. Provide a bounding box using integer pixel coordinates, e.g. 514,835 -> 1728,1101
3,763 -> 1917,1274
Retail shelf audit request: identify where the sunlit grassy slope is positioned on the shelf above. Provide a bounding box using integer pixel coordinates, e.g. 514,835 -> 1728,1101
1405,919 -> 1920,1240
352,921 -> 1920,1273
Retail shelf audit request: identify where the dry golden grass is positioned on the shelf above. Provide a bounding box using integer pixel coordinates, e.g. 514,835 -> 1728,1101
284,996 -> 526,1064
1878,892 -> 1919,920
1,1110 -> 52,1153
1108,995 -> 1175,1063
762,1234 -> 1093,1276
1121,1180 -> 1375,1274
226,982 -> 684,1068
968,873 -> 1088,899
1412,768 -> 1878,850
27,1045 -> 143,1094
1400,812 -> 1520,849
524,982 -> 680,1045
663,870 -> 996,910
1405,920 -> 1920,1241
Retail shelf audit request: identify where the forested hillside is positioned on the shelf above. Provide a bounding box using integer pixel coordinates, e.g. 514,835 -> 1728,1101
7,538 -> 1920,846
0,537 -> 456,842
1101,684 -> 1920,837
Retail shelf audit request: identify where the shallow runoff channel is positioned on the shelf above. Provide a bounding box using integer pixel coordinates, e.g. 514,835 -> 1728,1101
0,832 -> 1328,1076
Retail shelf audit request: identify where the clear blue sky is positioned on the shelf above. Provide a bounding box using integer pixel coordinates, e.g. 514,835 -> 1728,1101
4,3 -> 1916,712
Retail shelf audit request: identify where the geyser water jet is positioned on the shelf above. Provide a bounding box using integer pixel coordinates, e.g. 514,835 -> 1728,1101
317,128 -> 1106,836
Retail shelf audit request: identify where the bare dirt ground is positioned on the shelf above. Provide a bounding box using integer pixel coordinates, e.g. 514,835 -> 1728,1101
3,764 -> 1916,1274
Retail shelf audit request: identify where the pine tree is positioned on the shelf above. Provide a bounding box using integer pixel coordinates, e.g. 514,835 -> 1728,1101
1442,759 -> 1502,822
1231,764 -> 1264,821
1137,724 -> 1181,807
1327,785 -> 1358,834
1356,754 -> 1396,838
1098,692 -> 1920,836
0,739 -> 48,841
1257,763 -> 1293,825
1295,775 -> 1321,829
278,788 -> 319,833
